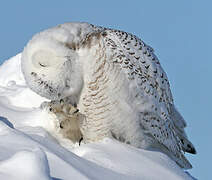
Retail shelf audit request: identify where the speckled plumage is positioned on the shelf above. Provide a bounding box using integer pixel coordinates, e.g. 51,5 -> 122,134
21,22 -> 196,169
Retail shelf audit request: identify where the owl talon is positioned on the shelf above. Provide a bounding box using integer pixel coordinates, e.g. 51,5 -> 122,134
60,99 -> 64,105
79,137 -> 83,146
73,109 -> 79,114
60,122 -> 64,129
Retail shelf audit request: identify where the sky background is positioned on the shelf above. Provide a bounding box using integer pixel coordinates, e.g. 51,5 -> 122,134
0,0 -> 210,179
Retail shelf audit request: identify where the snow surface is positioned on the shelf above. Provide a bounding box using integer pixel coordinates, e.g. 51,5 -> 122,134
0,54 -> 196,180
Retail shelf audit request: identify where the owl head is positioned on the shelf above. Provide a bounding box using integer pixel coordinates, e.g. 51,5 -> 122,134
21,25 -> 84,101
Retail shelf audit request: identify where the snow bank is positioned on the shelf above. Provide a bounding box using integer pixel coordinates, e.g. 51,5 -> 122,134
0,148 -> 51,180
0,54 -> 196,180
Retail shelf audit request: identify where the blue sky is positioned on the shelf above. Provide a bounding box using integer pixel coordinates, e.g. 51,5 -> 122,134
0,0 -> 210,179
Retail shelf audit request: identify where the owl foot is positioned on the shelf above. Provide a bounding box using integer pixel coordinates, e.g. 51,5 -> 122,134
41,99 -> 85,144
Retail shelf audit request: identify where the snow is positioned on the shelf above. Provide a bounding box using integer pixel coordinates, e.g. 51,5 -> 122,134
0,54 -> 196,180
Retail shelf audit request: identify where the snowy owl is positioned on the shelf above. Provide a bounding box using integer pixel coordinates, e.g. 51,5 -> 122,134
21,22 -> 196,169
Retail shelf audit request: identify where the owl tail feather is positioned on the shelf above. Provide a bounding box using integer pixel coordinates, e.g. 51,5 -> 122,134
174,152 -> 192,169
178,133 -> 197,154
170,105 -> 197,154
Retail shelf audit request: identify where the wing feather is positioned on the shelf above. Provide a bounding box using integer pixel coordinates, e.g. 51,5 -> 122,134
100,28 -> 193,168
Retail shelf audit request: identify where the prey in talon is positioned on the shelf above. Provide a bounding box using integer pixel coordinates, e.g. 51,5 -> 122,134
42,99 -> 84,144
